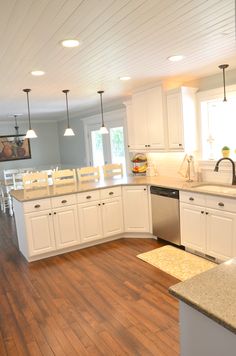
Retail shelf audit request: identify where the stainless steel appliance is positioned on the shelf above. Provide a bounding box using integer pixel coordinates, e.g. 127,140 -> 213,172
150,186 -> 181,245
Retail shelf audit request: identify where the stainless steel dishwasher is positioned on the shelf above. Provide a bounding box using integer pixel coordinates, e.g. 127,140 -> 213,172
150,186 -> 181,245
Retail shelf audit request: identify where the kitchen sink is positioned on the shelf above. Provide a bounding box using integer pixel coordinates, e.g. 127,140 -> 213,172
193,184 -> 236,195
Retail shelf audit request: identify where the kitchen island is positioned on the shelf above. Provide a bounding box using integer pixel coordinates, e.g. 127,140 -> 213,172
169,258 -> 236,356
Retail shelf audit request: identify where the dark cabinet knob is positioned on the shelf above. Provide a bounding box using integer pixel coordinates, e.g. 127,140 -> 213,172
201,211 -> 204,214
189,197 -> 194,201
98,203 -> 101,206
61,199 -> 67,204
54,212 -> 56,215
49,213 -> 52,216
179,143 -> 182,147
34,204 -> 40,208
86,196 -> 91,199
109,192 -> 114,195
218,202 -> 224,207
102,203 -> 105,205
206,212 -> 209,215
144,188 -> 147,191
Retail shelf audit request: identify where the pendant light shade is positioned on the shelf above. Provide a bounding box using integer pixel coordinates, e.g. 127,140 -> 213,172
97,90 -> 108,134
23,89 -> 37,138
218,64 -> 229,102
63,89 -> 75,136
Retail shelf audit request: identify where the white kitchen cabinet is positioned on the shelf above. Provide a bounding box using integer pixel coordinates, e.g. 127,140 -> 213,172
180,191 -> 236,261
53,205 -> 80,249
125,86 -> 165,151
78,200 -> 103,243
166,87 -> 197,151
25,209 -> 56,257
122,185 -> 150,232
206,208 -> 235,260
180,203 -> 206,253
101,197 -> 123,237
78,186 -> 123,242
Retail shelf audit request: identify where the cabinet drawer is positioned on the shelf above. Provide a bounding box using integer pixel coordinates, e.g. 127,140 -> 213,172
180,191 -> 206,205
100,186 -> 121,200
51,194 -> 76,208
23,198 -> 51,213
206,195 -> 236,213
77,190 -> 100,204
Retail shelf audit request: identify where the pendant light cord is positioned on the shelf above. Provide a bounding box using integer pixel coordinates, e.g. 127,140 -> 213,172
26,91 -> 32,129
63,90 -> 70,128
98,90 -> 105,126
219,64 -> 229,102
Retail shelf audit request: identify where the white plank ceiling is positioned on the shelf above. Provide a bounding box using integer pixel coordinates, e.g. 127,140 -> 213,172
0,0 -> 235,122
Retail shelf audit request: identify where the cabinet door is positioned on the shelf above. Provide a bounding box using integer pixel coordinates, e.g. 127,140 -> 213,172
53,205 -> 80,249
25,210 -> 55,257
122,186 -> 150,232
166,92 -> 184,150
78,201 -> 103,243
131,92 -> 149,149
206,209 -> 235,260
180,203 -> 206,252
146,86 -> 165,149
101,197 -> 123,237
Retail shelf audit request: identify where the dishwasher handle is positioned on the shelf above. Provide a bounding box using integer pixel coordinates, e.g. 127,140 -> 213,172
150,186 -> 179,199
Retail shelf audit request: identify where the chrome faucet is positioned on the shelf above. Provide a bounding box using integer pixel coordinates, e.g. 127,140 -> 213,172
214,158 -> 236,185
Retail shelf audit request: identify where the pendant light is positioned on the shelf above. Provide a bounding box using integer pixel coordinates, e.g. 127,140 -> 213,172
218,64 -> 229,102
23,89 -> 37,138
97,90 -> 108,134
62,89 -> 75,136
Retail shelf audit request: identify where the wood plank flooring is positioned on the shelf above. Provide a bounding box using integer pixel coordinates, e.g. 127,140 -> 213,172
0,212 -> 180,355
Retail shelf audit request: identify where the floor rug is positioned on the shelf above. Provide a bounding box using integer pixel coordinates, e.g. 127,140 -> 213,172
137,245 -> 216,281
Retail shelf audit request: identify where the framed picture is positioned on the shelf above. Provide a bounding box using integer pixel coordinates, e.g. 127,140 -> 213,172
0,134 -> 31,162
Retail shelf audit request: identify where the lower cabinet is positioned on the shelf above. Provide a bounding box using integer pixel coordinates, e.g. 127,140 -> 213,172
122,185 -> 150,233
25,204 -> 80,257
180,191 -> 236,261
25,209 -> 56,257
78,193 -> 124,243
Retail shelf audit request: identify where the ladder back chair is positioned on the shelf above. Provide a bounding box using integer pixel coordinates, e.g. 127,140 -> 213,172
77,166 -> 100,182
102,163 -> 123,178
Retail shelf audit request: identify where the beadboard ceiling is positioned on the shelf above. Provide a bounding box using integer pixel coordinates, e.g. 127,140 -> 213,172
0,0 -> 235,122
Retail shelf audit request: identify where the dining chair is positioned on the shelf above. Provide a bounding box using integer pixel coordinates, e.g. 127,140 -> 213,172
12,172 -> 24,190
102,163 -> 123,178
0,185 -> 13,215
3,169 -> 19,192
52,169 -> 76,186
22,172 -> 49,190
77,166 -> 100,182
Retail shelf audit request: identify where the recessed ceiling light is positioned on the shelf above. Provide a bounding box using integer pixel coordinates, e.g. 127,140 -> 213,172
31,70 -> 45,76
61,39 -> 80,48
120,76 -> 131,81
167,55 -> 185,62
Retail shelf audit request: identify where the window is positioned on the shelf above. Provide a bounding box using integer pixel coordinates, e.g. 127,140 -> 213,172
200,89 -> 236,160
84,110 -> 127,174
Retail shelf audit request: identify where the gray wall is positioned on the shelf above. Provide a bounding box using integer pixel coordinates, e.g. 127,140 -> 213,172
0,121 -> 61,170
57,117 -> 86,168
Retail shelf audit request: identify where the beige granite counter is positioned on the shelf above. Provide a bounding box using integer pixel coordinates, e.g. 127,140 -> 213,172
10,175 -> 192,202
169,258 -> 236,334
10,175 -> 236,202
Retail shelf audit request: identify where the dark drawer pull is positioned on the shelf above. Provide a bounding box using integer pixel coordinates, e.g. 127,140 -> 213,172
86,195 -> 92,199
201,211 -> 204,214
189,197 -> 194,201
218,202 -> 224,207
109,192 -> 114,195
61,200 -> 67,204
179,143 -> 182,147
34,204 -> 40,208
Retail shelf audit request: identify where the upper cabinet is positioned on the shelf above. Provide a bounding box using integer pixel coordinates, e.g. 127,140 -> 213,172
124,86 -> 165,151
166,87 -> 198,152
124,85 -> 197,153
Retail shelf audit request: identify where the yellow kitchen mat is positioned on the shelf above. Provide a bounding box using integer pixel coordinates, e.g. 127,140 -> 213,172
137,245 -> 216,281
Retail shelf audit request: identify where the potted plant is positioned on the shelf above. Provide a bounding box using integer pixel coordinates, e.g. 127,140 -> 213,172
221,146 -> 230,158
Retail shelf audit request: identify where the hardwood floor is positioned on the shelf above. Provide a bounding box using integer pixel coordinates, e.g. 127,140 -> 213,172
0,212 -> 180,355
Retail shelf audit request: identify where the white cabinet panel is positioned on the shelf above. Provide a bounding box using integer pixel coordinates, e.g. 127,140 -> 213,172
123,185 -> 150,232
53,205 -> 80,249
207,209 -> 235,260
180,203 -> 206,252
101,197 -> 123,237
25,210 -> 55,256
166,92 -> 184,149
78,201 -> 103,243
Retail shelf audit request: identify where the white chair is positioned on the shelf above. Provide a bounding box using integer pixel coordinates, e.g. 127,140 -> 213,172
0,186 -> 13,215
3,169 -> 19,192
77,166 -> 100,182
102,163 -> 123,178
22,172 -> 49,190
12,172 -> 24,190
52,169 -> 76,186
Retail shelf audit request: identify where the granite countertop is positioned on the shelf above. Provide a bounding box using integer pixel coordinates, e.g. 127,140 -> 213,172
169,258 -> 236,334
10,175 -> 236,202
